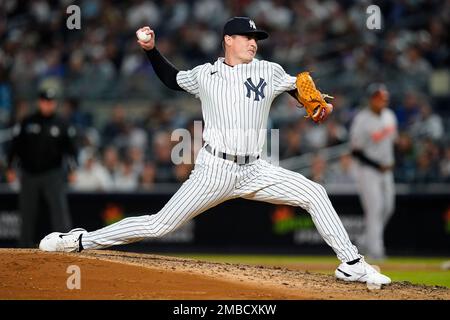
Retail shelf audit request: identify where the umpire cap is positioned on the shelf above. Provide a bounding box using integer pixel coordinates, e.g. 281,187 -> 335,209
38,87 -> 57,100
223,17 -> 269,40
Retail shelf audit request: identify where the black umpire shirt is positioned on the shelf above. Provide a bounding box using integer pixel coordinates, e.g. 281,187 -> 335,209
7,112 -> 78,174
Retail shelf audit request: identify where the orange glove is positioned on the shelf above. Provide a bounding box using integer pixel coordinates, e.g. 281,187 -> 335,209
295,72 -> 334,123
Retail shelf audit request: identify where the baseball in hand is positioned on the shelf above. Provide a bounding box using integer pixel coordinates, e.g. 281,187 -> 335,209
137,29 -> 152,42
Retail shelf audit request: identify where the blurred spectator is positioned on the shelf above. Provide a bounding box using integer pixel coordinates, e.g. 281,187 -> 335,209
326,92 -> 353,127
160,0 -> 190,33
0,158 -> 7,184
65,50 -> 89,98
101,145 -> 120,182
114,158 -> 139,191
139,161 -> 156,190
127,125 -> 148,152
193,0 -> 228,28
83,47 -> 117,98
77,127 -> 101,166
153,130 -> 177,183
304,122 -> 328,150
308,153 -> 328,184
441,147 -> 450,182
279,121 -> 306,159
142,102 -> 176,135
126,0 -> 160,29
60,97 -> 92,132
420,138 -> 441,168
247,0 -> 293,30
325,120 -> 348,147
271,95 -> 304,127
10,100 -> 30,125
394,131 -> 417,183
409,100 -> 444,141
414,151 -> 440,183
72,151 -> 113,191
0,0 -> 449,191
327,153 -> 357,185
126,146 -> 145,176
0,66 -> 12,125
397,45 -> 432,90
102,105 -> 128,147
394,91 -> 421,130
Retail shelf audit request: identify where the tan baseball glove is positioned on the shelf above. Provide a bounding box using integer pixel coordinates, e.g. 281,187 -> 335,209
295,72 -> 334,123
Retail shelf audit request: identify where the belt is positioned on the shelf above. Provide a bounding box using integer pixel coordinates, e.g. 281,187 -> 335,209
204,144 -> 260,165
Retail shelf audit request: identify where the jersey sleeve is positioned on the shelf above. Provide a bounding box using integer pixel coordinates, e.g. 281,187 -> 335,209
176,64 -> 206,97
272,63 -> 297,96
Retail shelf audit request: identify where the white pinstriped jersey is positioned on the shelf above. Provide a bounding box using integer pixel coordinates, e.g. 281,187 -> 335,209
176,58 -> 297,157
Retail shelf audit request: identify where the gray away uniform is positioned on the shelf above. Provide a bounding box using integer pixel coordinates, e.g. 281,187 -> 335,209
350,107 -> 397,259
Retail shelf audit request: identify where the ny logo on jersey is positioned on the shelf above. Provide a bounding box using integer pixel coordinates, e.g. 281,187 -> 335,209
249,20 -> 256,29
244,78 -> 267,101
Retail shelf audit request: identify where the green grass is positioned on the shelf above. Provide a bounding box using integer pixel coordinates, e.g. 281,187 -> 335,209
386,271 -> 449,287
165,254 -> 450,288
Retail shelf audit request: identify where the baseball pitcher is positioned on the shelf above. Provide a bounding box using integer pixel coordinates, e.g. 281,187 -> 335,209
39,17 -> 391,285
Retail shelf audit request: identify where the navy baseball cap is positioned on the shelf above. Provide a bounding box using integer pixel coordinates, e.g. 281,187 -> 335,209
223,17 -> 269,40
38,87 -> 57,100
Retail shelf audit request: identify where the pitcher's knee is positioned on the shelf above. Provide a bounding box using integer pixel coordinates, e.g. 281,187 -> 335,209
142,214 -> 180,238
315,183 -> 328,197
303,183 -> 332,213
151,223 -> 179,237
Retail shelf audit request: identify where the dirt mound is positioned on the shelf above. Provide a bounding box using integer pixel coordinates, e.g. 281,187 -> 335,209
0,249 -> 448,300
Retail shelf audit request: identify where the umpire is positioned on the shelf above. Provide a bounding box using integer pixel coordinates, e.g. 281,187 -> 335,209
7,88 -> 78,247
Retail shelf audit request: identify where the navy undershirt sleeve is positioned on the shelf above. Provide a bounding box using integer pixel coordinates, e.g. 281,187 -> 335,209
144,48 -> 184,91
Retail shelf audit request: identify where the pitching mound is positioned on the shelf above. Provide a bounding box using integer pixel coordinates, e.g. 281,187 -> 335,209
0,249 -> 448,300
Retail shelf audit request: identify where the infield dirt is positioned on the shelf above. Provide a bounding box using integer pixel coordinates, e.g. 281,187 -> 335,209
0,249 -> 448,300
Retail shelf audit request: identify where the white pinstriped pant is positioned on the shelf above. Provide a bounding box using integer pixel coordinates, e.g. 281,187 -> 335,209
82,147 -> 360,262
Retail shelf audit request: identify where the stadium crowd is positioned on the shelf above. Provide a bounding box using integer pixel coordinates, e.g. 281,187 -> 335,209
0,0 -> 449,191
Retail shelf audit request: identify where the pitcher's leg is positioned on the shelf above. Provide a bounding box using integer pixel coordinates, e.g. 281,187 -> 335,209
241,164 -> 360,263
82,161 -> 235,250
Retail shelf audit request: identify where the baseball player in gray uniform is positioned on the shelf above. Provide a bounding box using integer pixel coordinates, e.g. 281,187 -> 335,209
350,84 -> 397,260
40,17 -> 390,285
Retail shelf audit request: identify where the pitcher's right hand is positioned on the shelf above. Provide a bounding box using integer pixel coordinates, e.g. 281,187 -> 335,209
136,26 -> 155,51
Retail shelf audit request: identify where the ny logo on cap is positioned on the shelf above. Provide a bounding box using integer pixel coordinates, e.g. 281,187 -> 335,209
249,20 -> 256,30
244,78 -> 267,101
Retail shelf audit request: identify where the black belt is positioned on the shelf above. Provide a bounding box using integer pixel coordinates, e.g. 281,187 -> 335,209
205,144 -> 260,165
